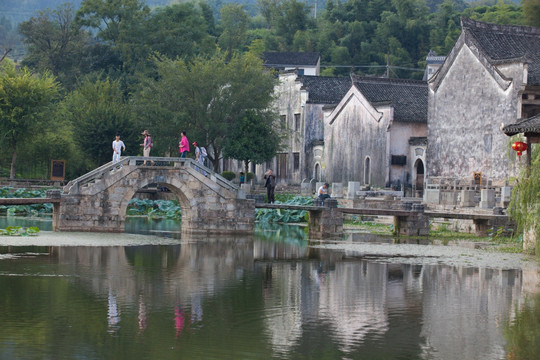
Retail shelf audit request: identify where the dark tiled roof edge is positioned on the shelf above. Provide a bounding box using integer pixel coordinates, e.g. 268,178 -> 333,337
502,114 -> 540,136
462,17 -> 540,37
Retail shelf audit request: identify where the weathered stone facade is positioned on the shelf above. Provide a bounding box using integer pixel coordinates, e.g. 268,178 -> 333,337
426,18 -> 540,185
56,158 -> 254,234
324,77 -> 428,188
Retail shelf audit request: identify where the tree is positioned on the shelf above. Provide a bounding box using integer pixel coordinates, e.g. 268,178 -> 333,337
19,4 -> 92,90
218,3 -> 250,57
134,52 -> 278,171
75,0 -> 150,44
509,146 -> 540,255
523,0 -> 540,27
0,61 -> 60,179
57,76 -> 138,171
223,110 -> 283,175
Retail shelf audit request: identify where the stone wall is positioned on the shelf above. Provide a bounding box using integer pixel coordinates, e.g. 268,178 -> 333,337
427,40 -> 523,183
324,89 -> 391,187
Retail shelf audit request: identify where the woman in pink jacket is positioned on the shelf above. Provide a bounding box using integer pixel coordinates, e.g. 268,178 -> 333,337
179,131 -> 189,158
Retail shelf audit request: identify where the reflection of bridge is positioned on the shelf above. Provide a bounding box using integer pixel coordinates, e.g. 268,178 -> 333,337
52,157 -> 254,233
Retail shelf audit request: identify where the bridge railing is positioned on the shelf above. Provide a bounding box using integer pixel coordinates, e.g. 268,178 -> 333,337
63,156 -> 238,194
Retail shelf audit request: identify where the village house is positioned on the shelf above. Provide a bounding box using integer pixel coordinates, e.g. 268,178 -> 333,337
426,18 -> 540,186
263,52 -> 320,76
323,75 -> 428,190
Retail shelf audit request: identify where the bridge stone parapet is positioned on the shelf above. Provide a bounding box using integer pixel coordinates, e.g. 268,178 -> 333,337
56,157 -> 254,234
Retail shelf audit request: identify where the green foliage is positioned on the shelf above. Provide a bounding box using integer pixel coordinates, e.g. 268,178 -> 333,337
0,226 -> 39,236
246,172 -> 255,181
57,76 -> 138,172
18,4 -> 92,90
221,171 -> 236,181
509,149 -> 540,256
256,195 -> 313,223
126,199 -> 182,219
0,61 -> 60,179
522,0 -> 540,26
134,51 -> 277,170
223,109 -> 284,174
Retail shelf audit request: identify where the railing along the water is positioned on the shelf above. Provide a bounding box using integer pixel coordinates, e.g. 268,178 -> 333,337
63,157 -> 239,195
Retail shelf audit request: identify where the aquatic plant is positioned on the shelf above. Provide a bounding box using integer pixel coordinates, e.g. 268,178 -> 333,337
126,199 -> 182,220
0,187 -> 53,216
255,195 -> 313,223
0,226 -> 39,236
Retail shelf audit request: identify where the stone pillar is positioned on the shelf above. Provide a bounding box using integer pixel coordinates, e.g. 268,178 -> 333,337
308,201 -> 343,238
300,182 -> 312,196
500,186 -> 512,208
460,190 -> 476,207
240,183 -> 251,194
479,189 -> 495,209
394,204 -> 429,236
331,183 -> 343,198
424,188 -> 441,205
347,181 -> 361,199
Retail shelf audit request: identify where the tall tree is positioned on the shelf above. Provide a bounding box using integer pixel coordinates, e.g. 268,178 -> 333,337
218,3 -> 250,57
0,61 -> 60,179
75,0 -> 150,44
523,0 -> 540,27
223,110 -> 283,176
19,4 -> 91,90
57,76 -> 138,170
134,52 -> 278,171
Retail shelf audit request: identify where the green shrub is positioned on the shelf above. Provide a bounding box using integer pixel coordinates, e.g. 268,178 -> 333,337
221,171 -> 236,181
247,172 -> 255,181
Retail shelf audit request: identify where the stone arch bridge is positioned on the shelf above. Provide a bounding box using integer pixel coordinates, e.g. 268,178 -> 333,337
53,157 -> 254,234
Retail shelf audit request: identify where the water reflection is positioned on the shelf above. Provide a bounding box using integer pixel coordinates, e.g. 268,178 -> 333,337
0,225 -> 534,359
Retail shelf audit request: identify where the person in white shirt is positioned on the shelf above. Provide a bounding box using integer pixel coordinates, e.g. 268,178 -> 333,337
112,134 -> 126,164
318,183 -> 331,204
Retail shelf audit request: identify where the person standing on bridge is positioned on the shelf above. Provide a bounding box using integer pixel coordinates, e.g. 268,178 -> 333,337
264,169 -> 276,203
192,141 -> 207,176
179,131 -> 189,158
140,130 -> 154,165
112,134 -> 126,165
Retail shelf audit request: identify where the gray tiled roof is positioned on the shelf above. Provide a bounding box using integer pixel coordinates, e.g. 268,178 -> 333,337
263,52 -> 320,67
503,114 -> 540,136
462,17 -> 540,86
298,75 -> 352,104
352,76 -> 428,123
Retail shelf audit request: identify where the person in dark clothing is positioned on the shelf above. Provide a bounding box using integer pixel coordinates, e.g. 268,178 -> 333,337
264,169 -> 276,203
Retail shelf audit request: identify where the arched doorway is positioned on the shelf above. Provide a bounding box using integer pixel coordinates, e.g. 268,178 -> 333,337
314,163 -> 321,181
364,157 -> 371,185
414,159 -> 425,191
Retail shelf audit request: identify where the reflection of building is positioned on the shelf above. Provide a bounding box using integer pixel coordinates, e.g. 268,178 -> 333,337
420,266 -> 523,359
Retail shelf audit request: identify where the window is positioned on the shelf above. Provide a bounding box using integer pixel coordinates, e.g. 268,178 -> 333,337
294,113 -> 300,132
364,157 -> 371,185
280,115 -> 286,126
293,152 -> 300,171
391,155 -> 407,166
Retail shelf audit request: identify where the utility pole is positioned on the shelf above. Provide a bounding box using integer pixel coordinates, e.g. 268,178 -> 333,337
385,53 -> 390,78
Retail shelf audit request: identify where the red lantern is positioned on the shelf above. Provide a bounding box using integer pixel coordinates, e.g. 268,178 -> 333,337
512,141 -> 528,161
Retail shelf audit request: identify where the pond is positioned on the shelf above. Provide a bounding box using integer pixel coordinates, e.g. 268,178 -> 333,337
0,216 -> 538,360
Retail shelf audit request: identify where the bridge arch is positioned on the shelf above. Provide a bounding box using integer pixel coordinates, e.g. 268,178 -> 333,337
56,157 -> 255,234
